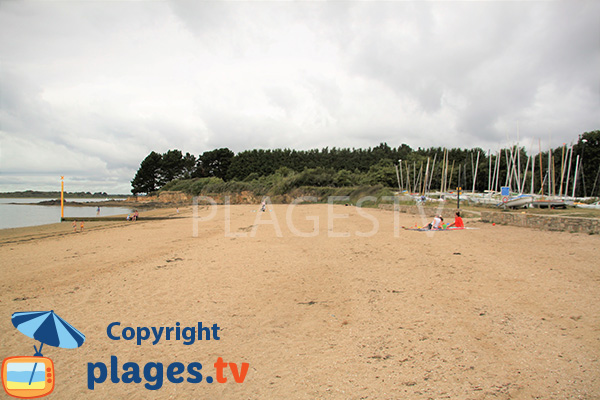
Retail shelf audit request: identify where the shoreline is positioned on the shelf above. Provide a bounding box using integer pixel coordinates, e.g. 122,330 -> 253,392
0,207 -> 178,239
11,199 -> 142,207
1,204 -> 598,399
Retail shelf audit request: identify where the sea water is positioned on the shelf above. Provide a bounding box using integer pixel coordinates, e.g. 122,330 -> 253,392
6,363 -> 46,389
0,198 -> 136,230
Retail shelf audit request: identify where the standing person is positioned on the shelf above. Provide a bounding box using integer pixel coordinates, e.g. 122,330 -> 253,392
80,221 -> 84,231
97,206 -> 101,215
72,220 -> 77,232
448,211 -> 464,228
260,200 -> 266,212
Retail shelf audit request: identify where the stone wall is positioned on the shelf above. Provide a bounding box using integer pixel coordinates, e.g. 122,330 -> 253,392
480,211 -> 600,234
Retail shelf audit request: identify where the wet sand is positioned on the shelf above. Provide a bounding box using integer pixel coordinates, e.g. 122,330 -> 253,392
1,204 -> 598,399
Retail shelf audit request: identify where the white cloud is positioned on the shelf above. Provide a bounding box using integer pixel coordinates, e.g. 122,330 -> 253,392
0,0 -> 598,193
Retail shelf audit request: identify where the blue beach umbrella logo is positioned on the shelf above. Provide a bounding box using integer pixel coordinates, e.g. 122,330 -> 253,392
2,311 -> 85,398
11,311 -> 86,355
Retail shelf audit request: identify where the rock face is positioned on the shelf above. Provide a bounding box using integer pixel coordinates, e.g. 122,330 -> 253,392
201,191 -> 261,205
126,191 -> 261,205
127,191 -> 193,204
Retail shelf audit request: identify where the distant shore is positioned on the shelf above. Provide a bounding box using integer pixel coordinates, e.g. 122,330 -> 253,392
13,199 -> 138,207
10,198 -> 180,208
0,190 -> 128,199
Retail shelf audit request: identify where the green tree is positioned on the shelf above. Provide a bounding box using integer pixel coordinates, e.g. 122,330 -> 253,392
197,148 -> 235,179
131,151 -> 162,194
364,159 -> 397,187
334,169 -> 358,187
159,149 -> 185,185
181,152 -> 197,179
573,130 -> 600,197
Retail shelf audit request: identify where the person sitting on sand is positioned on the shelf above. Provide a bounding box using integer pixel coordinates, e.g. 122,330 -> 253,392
447,211 -> 464,228
427,215 -> 443,230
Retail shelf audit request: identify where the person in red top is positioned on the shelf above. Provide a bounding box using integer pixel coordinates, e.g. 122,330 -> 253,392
448,211 -> 464,228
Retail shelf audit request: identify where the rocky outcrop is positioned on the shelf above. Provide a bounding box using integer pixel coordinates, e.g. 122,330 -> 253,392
127,191 -> 262,205
127,191 -> 193,204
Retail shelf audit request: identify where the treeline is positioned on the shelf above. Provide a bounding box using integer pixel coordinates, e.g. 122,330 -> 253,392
0,190 -> 124,198
131,131 -> 599,197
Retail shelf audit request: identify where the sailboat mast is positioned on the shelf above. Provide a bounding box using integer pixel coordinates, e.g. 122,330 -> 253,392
472,151 -> 480,194
559,144 -> 566,197
538,140 -> 544,196
572,155 -> 580,198
530,154 -> 535,195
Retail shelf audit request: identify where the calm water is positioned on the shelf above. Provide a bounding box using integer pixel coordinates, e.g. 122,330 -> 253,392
0,198 -> 135,230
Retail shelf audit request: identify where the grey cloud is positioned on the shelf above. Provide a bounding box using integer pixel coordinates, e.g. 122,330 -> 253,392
1,1 -> 598,193
341,1 -> 599,144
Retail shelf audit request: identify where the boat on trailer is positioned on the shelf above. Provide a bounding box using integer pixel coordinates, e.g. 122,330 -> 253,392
530,199 -> 568,209
497,195 -> 533,209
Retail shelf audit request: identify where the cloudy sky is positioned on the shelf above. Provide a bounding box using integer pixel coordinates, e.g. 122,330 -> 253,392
1,1 -> 598,194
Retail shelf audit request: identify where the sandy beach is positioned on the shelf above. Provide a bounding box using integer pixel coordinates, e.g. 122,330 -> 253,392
1,204 -> 598,399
